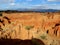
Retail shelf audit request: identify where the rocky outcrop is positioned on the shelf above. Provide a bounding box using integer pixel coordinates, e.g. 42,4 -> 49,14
0,12 -> 60,45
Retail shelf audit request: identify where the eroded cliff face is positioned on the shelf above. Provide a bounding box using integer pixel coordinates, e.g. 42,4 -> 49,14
0,12 -> 60,45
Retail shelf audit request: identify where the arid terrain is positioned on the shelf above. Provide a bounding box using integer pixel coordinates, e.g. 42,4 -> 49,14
0,12 -> 60,45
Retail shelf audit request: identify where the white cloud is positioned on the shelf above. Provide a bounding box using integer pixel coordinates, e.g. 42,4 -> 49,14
48,0 -> 54,1
28,4 -> 60,9
48,0 -> 60,1
0,0 -> 15,4
30,5 -> 42,6
10,3 -> 16,5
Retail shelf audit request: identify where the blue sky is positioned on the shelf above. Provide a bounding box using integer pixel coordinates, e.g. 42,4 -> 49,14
0,0 -> 60,10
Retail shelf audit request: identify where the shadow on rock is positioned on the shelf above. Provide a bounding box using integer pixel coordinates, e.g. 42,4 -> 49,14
0,38 -> 45,45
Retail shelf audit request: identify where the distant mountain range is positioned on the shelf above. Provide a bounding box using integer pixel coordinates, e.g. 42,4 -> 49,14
0,9 -> 60,12
16,8 -> 60,12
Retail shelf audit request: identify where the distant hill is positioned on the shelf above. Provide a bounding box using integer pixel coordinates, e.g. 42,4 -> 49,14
0,9 -> 60,12
17,8 -> 60,12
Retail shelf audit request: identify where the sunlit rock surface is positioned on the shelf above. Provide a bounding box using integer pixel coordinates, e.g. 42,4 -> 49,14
0,12 -> 60,45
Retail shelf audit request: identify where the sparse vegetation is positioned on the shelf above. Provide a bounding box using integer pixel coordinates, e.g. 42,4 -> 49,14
25,26 -> 34,30
40,35 -> 46,39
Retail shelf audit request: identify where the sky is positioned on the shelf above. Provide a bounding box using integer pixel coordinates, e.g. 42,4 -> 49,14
0,0 -> 60,10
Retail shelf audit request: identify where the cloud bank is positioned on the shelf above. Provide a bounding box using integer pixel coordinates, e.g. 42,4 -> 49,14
0,0 -> 15,4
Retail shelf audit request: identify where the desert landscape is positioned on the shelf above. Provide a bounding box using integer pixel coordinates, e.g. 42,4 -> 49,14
0,12 -> 60,45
